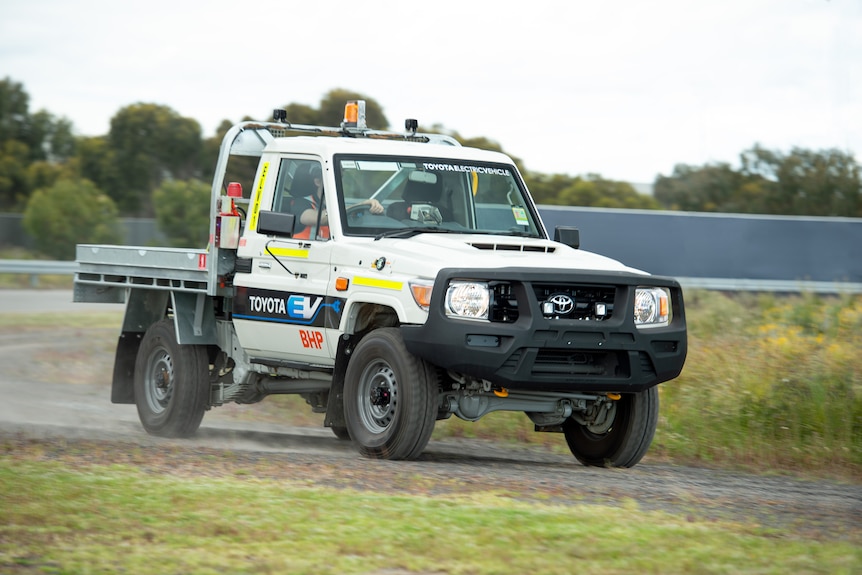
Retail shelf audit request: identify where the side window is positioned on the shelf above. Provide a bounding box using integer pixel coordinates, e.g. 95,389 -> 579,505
272,158 -> 327,240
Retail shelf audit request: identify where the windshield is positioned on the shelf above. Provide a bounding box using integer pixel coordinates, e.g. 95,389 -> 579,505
335,155 -> 544,238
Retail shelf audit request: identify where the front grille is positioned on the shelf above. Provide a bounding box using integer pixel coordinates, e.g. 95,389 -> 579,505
487,282 -> 617,323
532,349 -> 628,377
533,284 -> 616,321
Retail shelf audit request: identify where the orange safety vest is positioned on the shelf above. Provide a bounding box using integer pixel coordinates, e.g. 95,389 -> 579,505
293,196 -> 330,240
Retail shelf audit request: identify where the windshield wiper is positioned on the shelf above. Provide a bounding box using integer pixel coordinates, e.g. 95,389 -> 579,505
374,227 -> 457,241
505,229 -> 540,238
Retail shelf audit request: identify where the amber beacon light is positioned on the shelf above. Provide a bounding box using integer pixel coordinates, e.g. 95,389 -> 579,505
343,100 -> 367,129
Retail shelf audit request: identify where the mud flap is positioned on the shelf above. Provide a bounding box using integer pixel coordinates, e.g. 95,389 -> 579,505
323,335 -> 353,429
110,331 -> 142,404
111,289 -> 170,404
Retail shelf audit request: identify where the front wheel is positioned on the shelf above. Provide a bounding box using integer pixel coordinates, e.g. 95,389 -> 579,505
562,387 -> 659,468
134,319 -> 210,438
344,328 -> 437,460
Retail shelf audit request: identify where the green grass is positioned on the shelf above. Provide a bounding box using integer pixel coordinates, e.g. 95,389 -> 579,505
655,291 -> 862,477
1,459 -> 858,575
0,311 -> 123,329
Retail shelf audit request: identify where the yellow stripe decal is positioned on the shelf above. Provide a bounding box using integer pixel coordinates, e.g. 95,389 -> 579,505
267,247 -> 309,259
248,161 -> 269,231
353,276 -> 404,291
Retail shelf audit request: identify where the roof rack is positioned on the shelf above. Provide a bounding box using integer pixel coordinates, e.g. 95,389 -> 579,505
267,99 -> 460,146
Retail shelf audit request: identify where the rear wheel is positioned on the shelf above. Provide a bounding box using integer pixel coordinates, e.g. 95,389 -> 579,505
562,387 -> 659,468
134,319 -> 210,438
330,426 -> 351,440
344,328 -> 437,460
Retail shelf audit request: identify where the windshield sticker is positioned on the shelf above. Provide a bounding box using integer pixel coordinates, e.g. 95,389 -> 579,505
512,206 -> 529,226
356,160 -> 399,171
422,163 -> 511,177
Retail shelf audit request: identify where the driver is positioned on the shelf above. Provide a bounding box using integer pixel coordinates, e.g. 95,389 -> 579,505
293,165 -> 383,239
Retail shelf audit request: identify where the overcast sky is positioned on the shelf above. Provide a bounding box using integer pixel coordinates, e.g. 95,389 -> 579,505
2,0 -> 859,183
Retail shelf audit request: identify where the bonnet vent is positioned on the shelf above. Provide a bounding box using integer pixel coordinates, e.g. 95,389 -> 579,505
468,242 -> 556,253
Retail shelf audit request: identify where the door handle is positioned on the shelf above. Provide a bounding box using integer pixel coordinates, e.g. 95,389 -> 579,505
258,262 -> 272,269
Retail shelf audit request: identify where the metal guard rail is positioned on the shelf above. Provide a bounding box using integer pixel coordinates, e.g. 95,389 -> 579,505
2,259 -> 861,294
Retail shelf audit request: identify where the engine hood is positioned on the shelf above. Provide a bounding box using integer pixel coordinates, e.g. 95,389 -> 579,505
363,233 -> 646,277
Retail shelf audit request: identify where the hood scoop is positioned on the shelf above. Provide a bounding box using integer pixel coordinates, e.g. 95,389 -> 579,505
468,242 -> 556,253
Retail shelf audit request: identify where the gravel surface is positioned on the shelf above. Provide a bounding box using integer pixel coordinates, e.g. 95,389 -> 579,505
1,296 -> 860,543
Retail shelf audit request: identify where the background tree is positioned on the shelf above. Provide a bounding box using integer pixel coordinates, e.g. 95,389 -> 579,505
654,146 -> 862,217
25,158 -> 77,199
0,140 -> 30,210
523,173 -> 579,205
0,78 -> 30,147
75,136 -> 124,207
0,78 -> 78,211
740,145 -> 861,217
6,78 -> 861,222
200,119 -> 260,197
152,179 -> 211,248
281,103 -> 319,125
107,103 -> 203,215
26,110 -> 76,162
22,178 -> 120,260
654,163 -> 745,212
557,175 -> 660,209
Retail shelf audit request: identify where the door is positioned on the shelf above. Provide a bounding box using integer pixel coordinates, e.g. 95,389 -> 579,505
233,156 -> 342,365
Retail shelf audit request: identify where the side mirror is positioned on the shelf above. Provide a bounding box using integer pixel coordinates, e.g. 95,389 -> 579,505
257,211 -> 295,237
554,226 -> 580,249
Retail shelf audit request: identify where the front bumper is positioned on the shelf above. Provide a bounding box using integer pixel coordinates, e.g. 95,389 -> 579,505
400,267 -> 687,393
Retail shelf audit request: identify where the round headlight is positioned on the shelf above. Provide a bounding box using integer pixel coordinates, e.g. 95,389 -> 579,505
634,290 -> 658,323
634,287 -> 669,327
445,281 -> 490,319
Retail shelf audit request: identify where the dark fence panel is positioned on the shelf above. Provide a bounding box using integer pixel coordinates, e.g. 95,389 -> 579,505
0,214 -> 35,249
2,210 -> 861,290
539,206 -> 862,284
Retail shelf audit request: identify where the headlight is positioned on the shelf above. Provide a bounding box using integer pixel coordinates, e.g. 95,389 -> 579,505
445,281 -> 490,320
634,287 -> 670,328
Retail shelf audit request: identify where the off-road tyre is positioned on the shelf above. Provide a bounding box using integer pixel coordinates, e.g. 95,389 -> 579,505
134,319 -> 210,438
562,386 -> 659,468
330,426 -> 351,440
344,328 -> 437,460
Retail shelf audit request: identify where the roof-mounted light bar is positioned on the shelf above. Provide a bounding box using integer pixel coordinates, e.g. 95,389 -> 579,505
261,100 -> 460,146
342,100 -> 367,129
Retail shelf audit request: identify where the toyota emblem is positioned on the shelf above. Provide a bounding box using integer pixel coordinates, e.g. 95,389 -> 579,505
547,294 -> 574,315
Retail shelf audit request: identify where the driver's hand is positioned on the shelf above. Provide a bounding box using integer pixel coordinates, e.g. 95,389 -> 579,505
367,199 -> 384,214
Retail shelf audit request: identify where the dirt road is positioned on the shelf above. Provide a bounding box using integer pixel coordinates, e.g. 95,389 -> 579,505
1,290 -> 860,542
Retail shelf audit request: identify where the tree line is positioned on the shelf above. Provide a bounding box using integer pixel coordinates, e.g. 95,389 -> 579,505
1,77 -> 859,259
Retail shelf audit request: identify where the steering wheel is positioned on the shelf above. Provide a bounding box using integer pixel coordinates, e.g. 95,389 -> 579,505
346,202 -> 384,224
